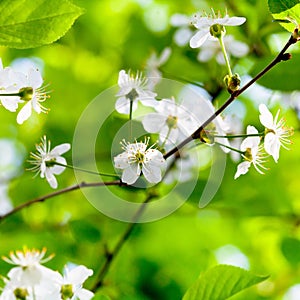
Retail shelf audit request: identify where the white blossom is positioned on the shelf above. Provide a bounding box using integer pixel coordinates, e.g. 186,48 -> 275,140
145,48 -> 171,89
190,10 -> 246,48
28,136 -> 71,189
142,98 -> 197,146
43,265 -> 94,300
16,68 -> 49,124
115,70 -> 157,114
197,35 -> 249,64
234,125 -> 267,179
170,13 -> 194,46
114,139 -> 166,185
2,248 -> 60,291
259,104 -> 293,162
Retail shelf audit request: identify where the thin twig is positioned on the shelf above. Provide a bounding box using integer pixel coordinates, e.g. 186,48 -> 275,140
0,180 -> 123,222
164,34 -> 297,159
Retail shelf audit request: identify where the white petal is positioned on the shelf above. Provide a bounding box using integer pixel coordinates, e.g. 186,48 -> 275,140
240,125 -> 260,151
114,152 -> 130,169
174,28 -> 193,46
0,97 -> 19,111
234,161 -> 251,179
142,113 -> 166,133
190,30 -> 210,48
75,288 -> 94,300
122,164 -> 140,184
222,16 -> 246,26
117,70 -> 128,87
143,165 -> 162,183
17,101 -> 32,124
28,68 -> 43,88
197,48 -> 215,62
264,133 -> 280,162
45,169 -> 58,189
158,47 -> 171,65
65,266 -> 93,286
259,104 -> 274,129
50,143 -> 71,156
51,157 -> 66,175
170,14 -> 190,26
145,149 -> 166,167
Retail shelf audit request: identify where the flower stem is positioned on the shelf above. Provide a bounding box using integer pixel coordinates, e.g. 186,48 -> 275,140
215,141 -> 244,154
219,34 -> 232,77
0,92 -> 21,97
213,133 -> 264,139
160,127 -> 172,149
129,100 -> 133,140
53,161 -> 119,178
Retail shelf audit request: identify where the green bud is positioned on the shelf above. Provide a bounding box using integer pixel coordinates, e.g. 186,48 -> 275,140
224,73 -> 241,93
209,24 -> 225,39
166,115 -> 178,129
61,284 -> 74,300
200,129 -> 215,144
19,87 -> 33,101
14,288 -> 29,300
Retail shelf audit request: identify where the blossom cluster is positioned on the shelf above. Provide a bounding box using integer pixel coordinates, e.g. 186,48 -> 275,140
0,248 -> 94,300
0,60 -> 48,124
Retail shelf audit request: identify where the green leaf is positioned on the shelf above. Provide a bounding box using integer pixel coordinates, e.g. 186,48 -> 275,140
269,0 -> 300,13
70,219 -> 102,243
0,0 -> 84,49
268,0 -> 300,32
183,265 -> 268,300
250,54 -> 300,91
281,237 -> 300,265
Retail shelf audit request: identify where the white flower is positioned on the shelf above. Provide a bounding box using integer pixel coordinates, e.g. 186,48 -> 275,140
190,10 -> 246,48
234,126 -> 267,179
145,48 -> 171,89
197,35 -> 249,64
29,136 -> 71,189
0,59 -> 22,112
142,98 -> 197,146
56,265 -> 94,300
0,183 -> 13,216
114,139 -> 166,184
170,13 -> 194,46
115,70 -> 157,114
259,104 -> 293,162
2,248 -> 60,290
16,68 -> 49,124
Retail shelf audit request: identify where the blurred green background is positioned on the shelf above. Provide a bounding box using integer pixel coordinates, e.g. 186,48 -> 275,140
0,0 -> 300,299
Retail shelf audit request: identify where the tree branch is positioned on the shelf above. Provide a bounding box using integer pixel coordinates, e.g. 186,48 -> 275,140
163,34 -> 298,159
0,180 -> 124,223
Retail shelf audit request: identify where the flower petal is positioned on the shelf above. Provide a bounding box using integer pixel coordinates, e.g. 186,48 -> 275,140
45,168 -> 58,189
114,152 -> 130,169
259,104 -> 274,129
190,30 -> 210,48
122,164 -> 140,184
142,113 -> 166,133
65,265 -> 93,286
234,161 -> 251,179
50,143 -> 71,156
17,101 -> 32,124
264,132 -> 280,162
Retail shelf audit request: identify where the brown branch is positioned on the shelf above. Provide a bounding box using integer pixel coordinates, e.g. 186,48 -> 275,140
0,180 -> 124,223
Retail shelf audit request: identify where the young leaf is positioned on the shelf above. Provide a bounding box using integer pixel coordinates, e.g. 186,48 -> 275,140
268,0 -> 300,32
183,265 -> 268,300
0,0 -> 84,49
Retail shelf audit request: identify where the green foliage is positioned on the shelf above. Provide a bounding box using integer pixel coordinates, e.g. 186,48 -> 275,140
281,237 -> 300,265
269,0 -> 300,32
183,265 -> 268,300
250,54 -> 300,91
0,0 -> 84,49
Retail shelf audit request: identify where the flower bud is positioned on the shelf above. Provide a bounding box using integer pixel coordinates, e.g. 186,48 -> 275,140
224,73 -> 241,94
200,129 -> 215,144
19,87 -> 33,101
